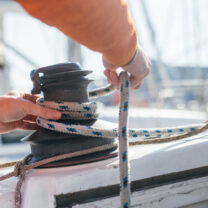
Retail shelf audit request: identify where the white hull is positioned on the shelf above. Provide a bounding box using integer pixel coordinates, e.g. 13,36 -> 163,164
76,176 -> 208,208
0,132 -> 208,208
0,108 -> 207,208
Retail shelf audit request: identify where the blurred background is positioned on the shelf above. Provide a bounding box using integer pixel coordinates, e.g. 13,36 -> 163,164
0,0 -> 208,147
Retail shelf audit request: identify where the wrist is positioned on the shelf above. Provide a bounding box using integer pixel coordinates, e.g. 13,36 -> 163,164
122,48 -> 138,68
122,47 -> 151,78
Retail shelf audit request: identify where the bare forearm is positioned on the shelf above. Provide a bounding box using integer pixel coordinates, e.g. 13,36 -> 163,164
16,0 -> 137,66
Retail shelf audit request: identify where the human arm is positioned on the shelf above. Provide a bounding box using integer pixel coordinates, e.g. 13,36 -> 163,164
16,0 -> 151,88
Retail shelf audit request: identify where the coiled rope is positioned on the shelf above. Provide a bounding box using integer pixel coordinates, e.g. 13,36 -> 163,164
36,87 -> 205,141
0,72 -> 208,208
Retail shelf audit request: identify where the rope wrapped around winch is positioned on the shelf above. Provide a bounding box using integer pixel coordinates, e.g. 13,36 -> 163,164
36,84 -> 205,141
0,72 -> 208,208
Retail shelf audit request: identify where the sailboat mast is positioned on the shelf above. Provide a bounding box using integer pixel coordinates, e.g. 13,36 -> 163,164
140,0 -> 169,84
0,13 -> 10,95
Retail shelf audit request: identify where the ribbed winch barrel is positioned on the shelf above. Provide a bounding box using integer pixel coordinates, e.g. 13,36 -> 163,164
31,63 -> 92,102
24,63 -> 117,167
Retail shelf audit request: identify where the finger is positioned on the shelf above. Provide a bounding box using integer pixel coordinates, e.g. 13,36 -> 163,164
19,121 -> 38,130
104,69 -> 111,79
104,69 -> 113,84
24,101 -> 61,120
107,77 -> 113,85
110,71 -> 119,89
0,120 -> 26,133
22,93 -> 39,103
23,115 -> 37,122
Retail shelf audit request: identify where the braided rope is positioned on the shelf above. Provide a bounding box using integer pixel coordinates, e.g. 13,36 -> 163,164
1,120 -> 207,171
35,84 -> 205,140
88,83 -> 116,98
37,99 -> 98,120
0,160 -> 21,169
118,72 -> 131,208
37,117 -> 204,139
0,76 -> 207,208
1,120 -> 207,172
129,120 -> 208,145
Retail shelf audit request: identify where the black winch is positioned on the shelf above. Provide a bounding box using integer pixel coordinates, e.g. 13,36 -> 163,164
22,63 -> 117,167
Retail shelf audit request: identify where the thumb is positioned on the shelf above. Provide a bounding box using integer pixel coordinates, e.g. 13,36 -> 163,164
24,101 -> 61,120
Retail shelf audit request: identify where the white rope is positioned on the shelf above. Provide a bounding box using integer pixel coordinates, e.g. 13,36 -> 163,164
118,72 -> 131,208
37,117 -> 202,140
37,99 -> 98,120
36,84 -> 202,140
0,72 -> 207,208
35,75 -> 207,208
88,83 -> 116,98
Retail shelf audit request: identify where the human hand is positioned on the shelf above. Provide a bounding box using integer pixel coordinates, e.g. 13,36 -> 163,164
0,92 -> 61,134
103,47 -> 151,89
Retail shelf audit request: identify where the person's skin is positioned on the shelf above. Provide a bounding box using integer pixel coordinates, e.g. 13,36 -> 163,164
0,92 -> 61,134
0,0 -> 151,135
103,47 -> 151,90
16,0 -> 151,89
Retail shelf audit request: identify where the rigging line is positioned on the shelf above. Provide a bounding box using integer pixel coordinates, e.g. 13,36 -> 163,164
162,0 -> 175,55
168,38 -> 208,62
182,0 -> 190,65
131,0 -> 158,102
0,39 -> 39,68
192,0 -> 201,78
140,0 -> 169,82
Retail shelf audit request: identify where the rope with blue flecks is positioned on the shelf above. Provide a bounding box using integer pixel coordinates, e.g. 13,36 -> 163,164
37,74 -> 131,207
1,74 -> 208,208
36,93 -> 206,142
118,72 -> 131,208
35,72 -> 208,208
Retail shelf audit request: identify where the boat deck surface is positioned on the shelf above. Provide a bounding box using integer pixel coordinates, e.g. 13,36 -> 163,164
0,131 -> 208,208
